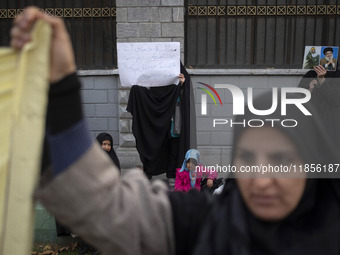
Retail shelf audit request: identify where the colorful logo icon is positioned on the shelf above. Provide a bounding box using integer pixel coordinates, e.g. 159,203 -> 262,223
197,82 -> 223,115
197,82 -> 223,106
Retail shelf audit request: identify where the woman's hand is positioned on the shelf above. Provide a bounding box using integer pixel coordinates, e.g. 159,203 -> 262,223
179,73 -> 185,85
10,7 -> 76,83
313,65 -> 327,85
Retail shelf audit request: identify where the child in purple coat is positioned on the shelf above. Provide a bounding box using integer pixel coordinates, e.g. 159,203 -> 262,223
174,149 -> 217,192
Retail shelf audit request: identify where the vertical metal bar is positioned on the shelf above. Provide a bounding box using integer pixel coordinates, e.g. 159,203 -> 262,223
263,0 -> 268,64
292,0 -> 297,64
5,0 -> 8,46
225,0 -> 228,65
111,0 -> 114,68
313,0 -> 317,45
273,0 -> 277,65
71,0 -> 76,68
283,0 -> 287,64
253,0 -> 258,65
326,0 -> 330,45
195,1 -> 199,66
91,1 -> 95,68
334,0 -> 338,45
205,1 -> 209,66
302,0 -> 307,56
111,0 -> 113,68
244,0 -> 248,65
234,0 -> 238,65
7,0 -> 9,41
285,0 -> 292,65
184,0 -> 188,65
113,0 -> 116,68
82,0 -> 85,69
101,0 -> 104,69
216,0 -> 220,66
249,0 -> 253,65
321,0 -> 329,45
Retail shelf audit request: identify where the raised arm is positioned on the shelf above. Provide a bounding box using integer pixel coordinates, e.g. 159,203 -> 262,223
12,7 -> 174,255
313,65 -> 340,106
11,6 -> 75,83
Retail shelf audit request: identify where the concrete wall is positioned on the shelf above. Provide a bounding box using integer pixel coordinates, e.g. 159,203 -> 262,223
79,73 -> 120,141
78,69 -> 307,174
116,0 -> 184,55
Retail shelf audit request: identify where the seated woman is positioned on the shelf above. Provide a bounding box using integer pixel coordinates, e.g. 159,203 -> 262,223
175,149 -> 217,192
95,132 -> 121,172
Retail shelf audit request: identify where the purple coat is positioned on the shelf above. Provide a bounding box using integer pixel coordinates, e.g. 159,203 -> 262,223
174,165 -> 218,192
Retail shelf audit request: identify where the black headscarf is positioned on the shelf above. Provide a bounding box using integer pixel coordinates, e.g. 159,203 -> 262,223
170,91 -> 340,255
95,133 -> 121,171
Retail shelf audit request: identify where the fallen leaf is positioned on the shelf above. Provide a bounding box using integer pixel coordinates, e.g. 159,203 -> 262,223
58,247 -> 69,252
42,244 -> 52,251
40,250 -> 54,255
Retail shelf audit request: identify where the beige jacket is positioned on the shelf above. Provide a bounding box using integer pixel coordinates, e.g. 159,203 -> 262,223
35,143 -> 174,255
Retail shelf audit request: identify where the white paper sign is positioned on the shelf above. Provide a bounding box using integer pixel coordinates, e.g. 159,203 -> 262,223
117,42 -> 180,87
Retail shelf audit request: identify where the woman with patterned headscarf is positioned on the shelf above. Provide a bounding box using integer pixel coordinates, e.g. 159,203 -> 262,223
174,149 -> 217,192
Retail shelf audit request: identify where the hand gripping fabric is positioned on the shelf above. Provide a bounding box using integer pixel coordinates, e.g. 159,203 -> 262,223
0,21 -> 51,255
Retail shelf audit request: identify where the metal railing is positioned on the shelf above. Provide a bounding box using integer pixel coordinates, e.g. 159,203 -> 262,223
185,0 -> 340,69
0,0 -> 117,70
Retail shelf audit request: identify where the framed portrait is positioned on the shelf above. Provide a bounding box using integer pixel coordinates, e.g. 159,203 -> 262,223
303,46 -> 338,71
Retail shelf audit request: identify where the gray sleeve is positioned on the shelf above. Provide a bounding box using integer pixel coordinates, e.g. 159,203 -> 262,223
35,143 -> 174,255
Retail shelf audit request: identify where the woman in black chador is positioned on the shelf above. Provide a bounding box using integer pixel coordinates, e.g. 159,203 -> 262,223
127,63 -> 196,185
96,132 -> 121,171
298,64 -> 340,151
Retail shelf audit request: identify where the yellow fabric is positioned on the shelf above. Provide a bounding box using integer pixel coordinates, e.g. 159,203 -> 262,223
0,21 -> 51,255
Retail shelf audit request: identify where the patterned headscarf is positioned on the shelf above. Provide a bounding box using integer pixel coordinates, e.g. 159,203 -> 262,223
179,149 -> 201,173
